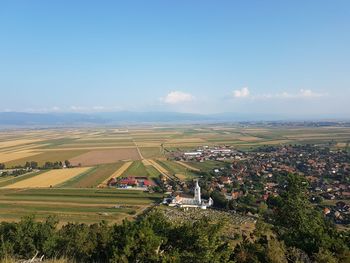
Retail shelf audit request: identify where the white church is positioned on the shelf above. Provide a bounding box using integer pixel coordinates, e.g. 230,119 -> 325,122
167,180 -> 213,209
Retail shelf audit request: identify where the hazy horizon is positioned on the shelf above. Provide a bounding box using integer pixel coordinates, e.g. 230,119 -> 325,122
1,1 -> 349,117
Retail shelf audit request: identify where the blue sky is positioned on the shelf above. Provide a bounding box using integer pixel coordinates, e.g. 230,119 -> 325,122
0,0 -> 349,117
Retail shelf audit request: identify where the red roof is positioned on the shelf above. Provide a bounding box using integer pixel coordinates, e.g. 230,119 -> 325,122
119,178 -> 137,185
143,180 -> 155,186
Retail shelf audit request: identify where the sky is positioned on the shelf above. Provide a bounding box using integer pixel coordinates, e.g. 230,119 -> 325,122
0,0 -> 349,118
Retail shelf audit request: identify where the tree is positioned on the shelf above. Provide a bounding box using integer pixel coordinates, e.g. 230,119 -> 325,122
313,248 -> 338,263
109,217 -> 163,262
57,223 -> 99,262
271,174 -> 345,255
64,160 -> 70,168
30,161 -> 38,169
167,216 -> 231,262
266,238 -> 288,263
210,190 -> 227,208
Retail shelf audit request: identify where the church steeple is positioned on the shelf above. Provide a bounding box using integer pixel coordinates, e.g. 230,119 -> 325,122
194,180 -> 201,204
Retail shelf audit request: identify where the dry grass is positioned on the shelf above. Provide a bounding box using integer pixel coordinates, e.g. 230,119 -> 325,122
5,150 -> 87,167
3,167 -> 91,188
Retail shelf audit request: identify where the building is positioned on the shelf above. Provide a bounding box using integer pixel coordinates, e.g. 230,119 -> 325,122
166,180 -> 213,209
109,176 -> 155,189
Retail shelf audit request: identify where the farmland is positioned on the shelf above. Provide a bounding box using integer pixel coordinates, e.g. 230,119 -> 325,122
0,188 -> 163,224
4,167 -> 92,188
69,148 -> 140,166
59,162 -> 124,188
2,125 -> 350,169
0,124 -> 349,223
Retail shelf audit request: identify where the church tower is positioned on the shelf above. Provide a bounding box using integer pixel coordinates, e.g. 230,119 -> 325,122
194,180 -> 201,204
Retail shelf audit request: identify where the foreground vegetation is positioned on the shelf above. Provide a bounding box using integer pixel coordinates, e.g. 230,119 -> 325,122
0,175 -> 349,263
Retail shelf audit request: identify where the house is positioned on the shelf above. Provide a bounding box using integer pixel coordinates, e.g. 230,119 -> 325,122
323,207 -> 331,215
116,176 -> 155,188
219,176 -> 232,184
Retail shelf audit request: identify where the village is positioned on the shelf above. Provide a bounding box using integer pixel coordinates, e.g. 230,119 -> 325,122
164,144 -> 350,228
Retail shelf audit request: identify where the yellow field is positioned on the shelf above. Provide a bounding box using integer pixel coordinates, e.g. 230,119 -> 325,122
98,161 -> 132,187
0,139 -> 43,149
38,146 -> 136,151
0,150 -> 41,163
3,167 -> 91,188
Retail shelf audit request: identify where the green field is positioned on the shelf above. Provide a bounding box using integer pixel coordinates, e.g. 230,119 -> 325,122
59,163 -> 123,188
187,160 -> 225,171
0,188 -> 163,224
122,161 -> 149,177
156,159 -> 198,179
144,165 -> 162,179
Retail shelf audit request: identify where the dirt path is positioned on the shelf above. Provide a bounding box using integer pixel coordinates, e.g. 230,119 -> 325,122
133,139 -> 144,159
141,159 -> 151,166
146,159 -> 170,176
98,161 -> 132,188
175,161 -> 200,171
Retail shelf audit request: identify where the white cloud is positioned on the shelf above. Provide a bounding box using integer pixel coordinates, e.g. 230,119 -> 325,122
52,106 -> 60,111
92,106 -> 106,111
163,91 -> 194,104
70,106 -> 86,111
233,87 -> 250,98
299,89 -> 325,98
259,89 -> 327,99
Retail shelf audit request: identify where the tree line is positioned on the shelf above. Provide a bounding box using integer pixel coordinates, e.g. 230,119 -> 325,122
0,160 -> 72,171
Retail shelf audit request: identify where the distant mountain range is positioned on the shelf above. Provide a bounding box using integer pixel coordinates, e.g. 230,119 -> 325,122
0,111 -> 346,127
